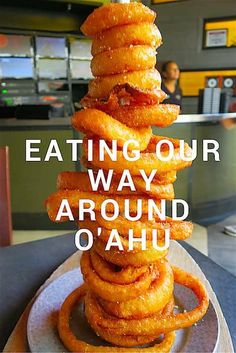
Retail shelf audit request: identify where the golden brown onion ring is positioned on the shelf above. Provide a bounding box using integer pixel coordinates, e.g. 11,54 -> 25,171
94,238 -> 168,266
81,2 -> 156,37
88,266 -> 209,336
151,171 -> 177,184
57,171 -> 92,191
92,23 -> 162,56
94,213 -> 193,241
146,134 -> 180,152
81,251 -> 158,302
108,104 -> 179,128
45,189 -> 161,222
88,69 -> 161,99
72,108 -> 152,151
80,157 -> 177,185
86,292 -> 175,347
99,259 -> 174,319
126,176 -> 174,199
57,171 -> 174,199
79,219 -> 167,252
58,284 -> 176,351
82,136 -> 193,175
90,249 -> 148,285
91,46 -> 156,77
57,171 -> 142,196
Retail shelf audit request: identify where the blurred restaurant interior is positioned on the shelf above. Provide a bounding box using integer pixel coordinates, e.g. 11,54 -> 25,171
0,0 -> 236,276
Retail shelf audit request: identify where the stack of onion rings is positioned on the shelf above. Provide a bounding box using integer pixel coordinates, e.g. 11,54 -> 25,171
45,2 -> 209,352
84,266 -> 209,336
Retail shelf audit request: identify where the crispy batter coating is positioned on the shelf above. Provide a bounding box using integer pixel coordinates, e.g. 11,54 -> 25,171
91,46 -> 156,76
81,2 -> 156,37
92,23 -> 162,56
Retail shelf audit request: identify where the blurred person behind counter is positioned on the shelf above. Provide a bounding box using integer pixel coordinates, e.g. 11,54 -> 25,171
161,61 -> 182,110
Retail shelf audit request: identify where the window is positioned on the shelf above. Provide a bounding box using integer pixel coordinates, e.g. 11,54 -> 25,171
36,37 -> 67,58
0,57 -> 33,79
0,34 -> 32,57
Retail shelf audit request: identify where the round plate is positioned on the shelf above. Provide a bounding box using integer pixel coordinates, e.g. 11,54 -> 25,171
27,268 -> 219,353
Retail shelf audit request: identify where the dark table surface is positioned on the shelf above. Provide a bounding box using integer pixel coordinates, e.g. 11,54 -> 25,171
0,234 -> 235,352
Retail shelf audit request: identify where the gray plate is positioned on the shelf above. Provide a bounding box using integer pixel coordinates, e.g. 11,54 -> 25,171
27,268 -> 219,353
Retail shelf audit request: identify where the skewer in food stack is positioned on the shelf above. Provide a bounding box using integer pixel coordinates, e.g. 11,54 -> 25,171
45,2 -> 209,352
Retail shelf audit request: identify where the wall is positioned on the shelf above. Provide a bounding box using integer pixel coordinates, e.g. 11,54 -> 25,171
148,0 -> 236,113
0,129 -> 77,229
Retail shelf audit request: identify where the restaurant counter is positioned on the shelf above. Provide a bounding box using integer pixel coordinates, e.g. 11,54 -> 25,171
0,113 -> 236,228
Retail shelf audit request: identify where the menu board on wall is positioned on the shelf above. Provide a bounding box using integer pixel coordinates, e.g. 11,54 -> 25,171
204,18 -> 236,48
206,29 -> 227,47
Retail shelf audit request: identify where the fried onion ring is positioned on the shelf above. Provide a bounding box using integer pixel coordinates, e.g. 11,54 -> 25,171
45,189 -> 161,222
58,284 -> 176,351
81,88 -> 178,128
57,171 -> 174,199
81,251 -> 158,302
98,259 -> 174,319
86,292 -> 175,347
92,23 -> 162,56
72,108 -> 152,151
81,2 -> 156,37
87,266 -> 209,336
91,46 -> 156,76
108,104 -> 180,128
88,69 -> 161,99
57,171 -> 143,196
79,219 -> 167,252
80,157 -> 178,184
82,135 -> 192,175
94,238 -> 168,266
85,213 -> 193,241
90,249 -> 148,285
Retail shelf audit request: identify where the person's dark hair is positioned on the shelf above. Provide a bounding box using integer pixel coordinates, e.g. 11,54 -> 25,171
162,61 -> 176,74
